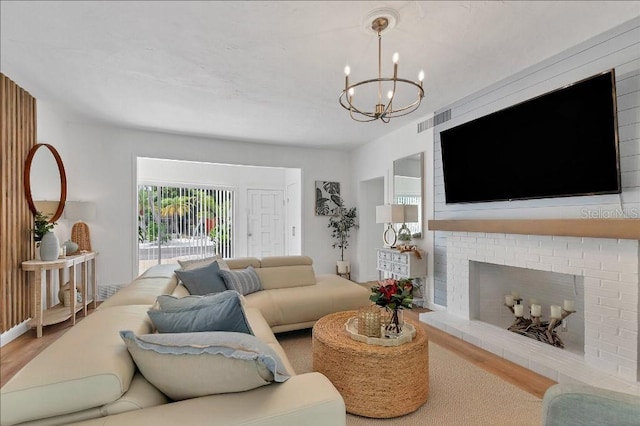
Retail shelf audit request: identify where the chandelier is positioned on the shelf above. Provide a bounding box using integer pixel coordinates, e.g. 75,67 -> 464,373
339,13 -> 424,123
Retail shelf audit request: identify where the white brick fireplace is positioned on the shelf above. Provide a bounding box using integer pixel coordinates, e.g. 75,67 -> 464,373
421,231 -> 640,394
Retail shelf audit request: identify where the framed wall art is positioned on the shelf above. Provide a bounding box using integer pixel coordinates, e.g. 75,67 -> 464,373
315,181 -> 341,216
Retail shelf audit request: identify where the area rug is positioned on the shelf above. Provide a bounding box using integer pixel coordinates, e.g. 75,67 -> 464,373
277,329 -> 542,426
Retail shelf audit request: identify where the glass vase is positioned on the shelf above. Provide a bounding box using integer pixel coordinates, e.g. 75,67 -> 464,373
384,307 -> 404,338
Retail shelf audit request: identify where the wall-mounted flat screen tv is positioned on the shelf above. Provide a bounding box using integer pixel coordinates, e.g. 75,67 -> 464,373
440,70 -> 620,204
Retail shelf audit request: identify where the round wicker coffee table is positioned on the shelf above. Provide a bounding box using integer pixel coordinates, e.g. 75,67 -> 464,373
312,310 -> 429,418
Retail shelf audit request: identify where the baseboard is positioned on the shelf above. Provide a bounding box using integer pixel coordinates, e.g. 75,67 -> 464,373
0,320 -> 30,347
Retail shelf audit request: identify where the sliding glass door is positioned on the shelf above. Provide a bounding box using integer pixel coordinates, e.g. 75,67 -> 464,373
137,185 -> 235,273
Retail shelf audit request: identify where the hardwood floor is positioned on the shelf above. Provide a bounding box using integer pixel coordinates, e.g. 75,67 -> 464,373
0,304 -> 100,388
406,308 -> 556,398
0,305 -> 556,398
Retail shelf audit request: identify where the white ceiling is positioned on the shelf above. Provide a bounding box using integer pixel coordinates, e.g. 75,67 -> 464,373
1,1 -> 639,150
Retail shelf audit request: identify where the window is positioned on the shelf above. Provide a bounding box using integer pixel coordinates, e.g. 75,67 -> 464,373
137,185 -> 235,273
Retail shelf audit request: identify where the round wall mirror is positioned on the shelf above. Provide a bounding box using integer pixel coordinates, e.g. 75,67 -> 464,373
24,143 -> 67,222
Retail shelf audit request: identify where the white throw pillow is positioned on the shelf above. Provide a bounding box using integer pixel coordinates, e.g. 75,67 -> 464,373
120,331 -> 290,401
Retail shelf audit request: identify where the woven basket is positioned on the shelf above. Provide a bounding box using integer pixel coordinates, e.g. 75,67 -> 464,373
71,222 -> 92,252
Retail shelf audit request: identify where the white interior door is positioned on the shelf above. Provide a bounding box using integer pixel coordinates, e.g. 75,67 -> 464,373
247,189 -> 285,258
286,182 -> 301,255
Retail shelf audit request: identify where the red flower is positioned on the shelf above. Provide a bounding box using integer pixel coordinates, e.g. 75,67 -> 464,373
370,278 -> 416,310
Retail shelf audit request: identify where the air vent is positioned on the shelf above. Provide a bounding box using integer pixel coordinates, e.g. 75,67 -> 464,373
417,109 -> 451,133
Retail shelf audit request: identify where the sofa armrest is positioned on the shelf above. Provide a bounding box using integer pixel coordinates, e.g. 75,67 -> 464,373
70,373 -> 346,426
542,384 -> 640,426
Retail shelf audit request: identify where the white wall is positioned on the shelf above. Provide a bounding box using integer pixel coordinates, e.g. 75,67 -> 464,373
432,17 -> 640,306
351,115 -> 436,302
36,110 -> 352,286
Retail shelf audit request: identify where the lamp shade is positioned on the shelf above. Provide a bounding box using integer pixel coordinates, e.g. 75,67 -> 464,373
375,204 -> 405,224
64,201 -> 96,222
402,204 -> 419,223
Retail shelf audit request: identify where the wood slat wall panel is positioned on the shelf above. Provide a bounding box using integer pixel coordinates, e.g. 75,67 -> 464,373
1,73 -> 36,333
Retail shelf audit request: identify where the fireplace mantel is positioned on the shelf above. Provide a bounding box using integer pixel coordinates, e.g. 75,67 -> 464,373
428,219 -> 639,239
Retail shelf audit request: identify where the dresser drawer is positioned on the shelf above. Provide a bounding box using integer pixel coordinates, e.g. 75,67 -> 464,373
377,259 -> 390,271
394,264 -> 409,276
378,250 -> 392,261
392,253 -> 408,264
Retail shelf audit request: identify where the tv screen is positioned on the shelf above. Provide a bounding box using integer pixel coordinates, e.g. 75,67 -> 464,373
440,70 -> 620,204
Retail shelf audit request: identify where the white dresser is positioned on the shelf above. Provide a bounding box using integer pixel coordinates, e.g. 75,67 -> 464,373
376,248 -> 428,306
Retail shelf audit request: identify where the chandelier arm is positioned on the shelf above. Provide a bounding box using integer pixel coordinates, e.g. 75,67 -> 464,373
339,97 -> 379,120
339,92 -> 379,118
339,78 -> 424,119
382,75 -> 399,116
384,99 -> 423,118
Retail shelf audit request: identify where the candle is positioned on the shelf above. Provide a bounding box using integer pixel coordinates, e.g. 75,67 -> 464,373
531,304 -> 542,317
505,295 -> 514,306
529,298 -> 538,305
514,304 -> 524,317
511,291 -> 520,299
564,300 -> 575,312
550,305 -> 562,319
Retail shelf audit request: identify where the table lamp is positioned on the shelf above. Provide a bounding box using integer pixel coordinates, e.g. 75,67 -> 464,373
397,204 -> 419,243
64,201 -> 96,252
375,204 -> 404,247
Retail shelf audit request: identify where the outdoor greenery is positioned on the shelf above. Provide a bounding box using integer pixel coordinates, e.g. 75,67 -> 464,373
328,198 -> 357,261
137,186 -> 233,254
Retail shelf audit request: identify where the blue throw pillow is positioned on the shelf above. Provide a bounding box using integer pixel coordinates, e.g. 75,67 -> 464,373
174,260 -> 227,295
219,266 -> 263,296
147,291 -> 253,334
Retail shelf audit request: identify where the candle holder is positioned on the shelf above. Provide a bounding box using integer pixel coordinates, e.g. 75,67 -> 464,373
503,300 -> 576,348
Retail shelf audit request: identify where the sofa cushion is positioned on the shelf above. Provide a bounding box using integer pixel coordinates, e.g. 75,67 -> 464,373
244,274 -> 370,329
254,265 -> 316,290
138,263 -> 181,279
174,261 -> 227,295
219,266 -> 263,295
0,305 -> 153,426
120,331 -> 291,401
260,256 -> 313,267
177,255 -> 229,272
98,276 -> 179,310
226,257 -> 261,270
147,291 -> 253,334
100,372 -> 169,417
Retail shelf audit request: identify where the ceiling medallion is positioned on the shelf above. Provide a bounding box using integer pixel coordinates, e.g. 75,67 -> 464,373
339,9 -> 424,123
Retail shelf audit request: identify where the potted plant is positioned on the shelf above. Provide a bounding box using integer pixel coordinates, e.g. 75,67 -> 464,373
32,211 -> 58,260
328,198 -> 357,274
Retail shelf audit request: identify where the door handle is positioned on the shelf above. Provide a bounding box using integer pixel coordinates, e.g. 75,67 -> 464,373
292,226 -> 296,237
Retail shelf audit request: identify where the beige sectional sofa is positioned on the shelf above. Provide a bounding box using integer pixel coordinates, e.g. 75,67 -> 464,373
1,256 -> 370,426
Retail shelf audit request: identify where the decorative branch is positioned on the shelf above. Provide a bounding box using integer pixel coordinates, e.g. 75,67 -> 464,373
504,303 -> 575,348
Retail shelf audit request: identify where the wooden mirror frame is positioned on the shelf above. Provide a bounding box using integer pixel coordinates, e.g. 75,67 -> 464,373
24,143 -> 67,222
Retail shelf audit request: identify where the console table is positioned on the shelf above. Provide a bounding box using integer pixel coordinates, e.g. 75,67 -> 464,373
22,252 -> 97,338
376,248 -> 427,306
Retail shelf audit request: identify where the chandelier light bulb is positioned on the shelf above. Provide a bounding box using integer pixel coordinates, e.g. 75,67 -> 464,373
387,90 -> 393,99
418,70 -> 425,81
344,65 -> 351,76
348,87 -> 355,96
392,52 -> 399,64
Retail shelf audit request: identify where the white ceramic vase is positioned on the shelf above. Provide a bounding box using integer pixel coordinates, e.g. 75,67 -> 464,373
39,232 -> 59,261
